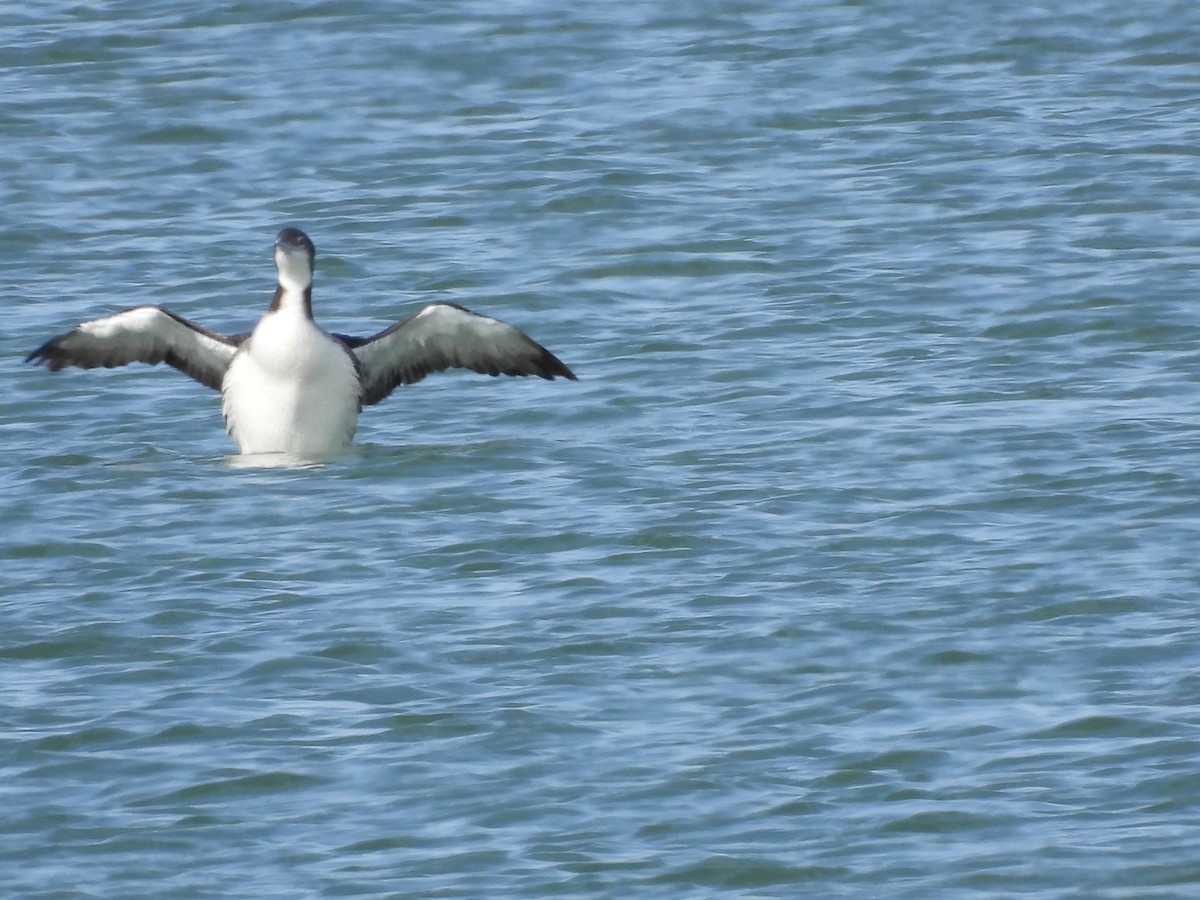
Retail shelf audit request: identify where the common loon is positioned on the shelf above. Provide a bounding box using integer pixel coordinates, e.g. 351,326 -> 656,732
26,227 -> 576,456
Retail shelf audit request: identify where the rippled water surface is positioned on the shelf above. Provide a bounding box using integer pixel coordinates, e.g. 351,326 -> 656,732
5,1 -> 1200,896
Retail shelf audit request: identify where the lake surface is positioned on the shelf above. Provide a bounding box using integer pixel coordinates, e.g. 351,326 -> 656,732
5,1 -> 1200,896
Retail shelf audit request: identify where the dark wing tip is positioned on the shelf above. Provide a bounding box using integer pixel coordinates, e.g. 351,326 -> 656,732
25,334 -> 71,370
484,345 -> 576,381
539,352 -> 577,381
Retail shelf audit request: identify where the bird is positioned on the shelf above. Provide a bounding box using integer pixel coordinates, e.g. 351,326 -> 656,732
25,227 -> 576,456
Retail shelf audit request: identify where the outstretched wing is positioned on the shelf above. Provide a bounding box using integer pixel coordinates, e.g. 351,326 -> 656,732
339,302 -> 576,406
25,305 -> 246,392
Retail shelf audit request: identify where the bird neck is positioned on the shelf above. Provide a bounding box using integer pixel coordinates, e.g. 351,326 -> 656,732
268,282 -> 313,319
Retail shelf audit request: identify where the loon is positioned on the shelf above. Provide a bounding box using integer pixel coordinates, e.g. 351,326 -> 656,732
26,227 -> 576,456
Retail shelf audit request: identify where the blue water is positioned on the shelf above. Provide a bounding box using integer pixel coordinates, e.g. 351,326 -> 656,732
5,1 -> 1200,896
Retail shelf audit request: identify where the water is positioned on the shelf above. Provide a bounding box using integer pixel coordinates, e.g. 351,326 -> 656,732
4,1 -> 1200,896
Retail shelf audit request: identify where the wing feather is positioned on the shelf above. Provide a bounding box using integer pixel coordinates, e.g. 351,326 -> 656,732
344,303 -> 576,406
25,305 -> 245,392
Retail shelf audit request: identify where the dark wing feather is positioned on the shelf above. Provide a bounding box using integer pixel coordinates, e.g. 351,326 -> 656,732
25,305 -> 245,392
343,302 -> 576,406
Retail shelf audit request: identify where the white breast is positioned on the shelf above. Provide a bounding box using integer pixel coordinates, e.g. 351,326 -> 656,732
221,309 -> 361,456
